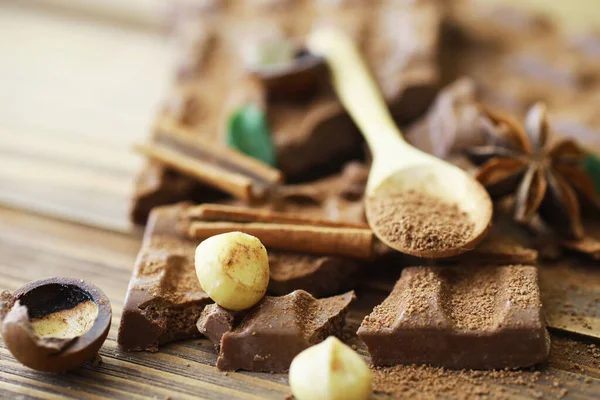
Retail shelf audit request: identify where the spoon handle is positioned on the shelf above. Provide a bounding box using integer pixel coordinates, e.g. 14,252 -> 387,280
308,28 -> 407,155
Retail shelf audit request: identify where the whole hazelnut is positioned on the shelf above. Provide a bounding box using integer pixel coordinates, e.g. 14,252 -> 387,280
195,232 -> 269,311
289,336 -> 372,400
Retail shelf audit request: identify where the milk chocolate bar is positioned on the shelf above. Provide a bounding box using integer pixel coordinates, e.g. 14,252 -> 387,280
131,0 -> 443,224
215,290 -> 355,372
358,265 -> 550,369
118,203 -> 212,352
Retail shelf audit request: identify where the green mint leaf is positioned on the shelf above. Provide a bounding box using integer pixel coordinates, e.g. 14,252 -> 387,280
227,105 -> 276,166
583,152 -> 600,196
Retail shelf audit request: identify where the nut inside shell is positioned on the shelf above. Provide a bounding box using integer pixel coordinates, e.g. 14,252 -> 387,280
0,277 -> 111,372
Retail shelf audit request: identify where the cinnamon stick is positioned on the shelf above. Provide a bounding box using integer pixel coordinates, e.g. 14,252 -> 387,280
135,142 -> 266,201
187,222 -> 374,259
186,204 -> 369,229
155,117 -> 284,184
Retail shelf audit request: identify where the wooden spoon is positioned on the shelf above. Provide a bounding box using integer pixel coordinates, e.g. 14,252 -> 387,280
308,28 -> 492,258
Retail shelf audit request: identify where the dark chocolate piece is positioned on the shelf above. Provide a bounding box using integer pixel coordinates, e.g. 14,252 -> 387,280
405,77 -> 482,158
358,265 -> 550,369
268,252 -> 361,297
131,163 -> 223,226
452,217 -> 538,265
216,290 -> 355,372
131,0 -> 443,223
118,203 -> 212,352
267,162 -> 368,222
196,304 -> 240,350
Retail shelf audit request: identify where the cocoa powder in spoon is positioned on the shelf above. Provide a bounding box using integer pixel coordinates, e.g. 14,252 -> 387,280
366,190 -> 474,252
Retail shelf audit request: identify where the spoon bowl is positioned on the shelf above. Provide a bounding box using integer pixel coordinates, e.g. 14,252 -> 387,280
368,161 -> 492,258
308,28 -> 493,258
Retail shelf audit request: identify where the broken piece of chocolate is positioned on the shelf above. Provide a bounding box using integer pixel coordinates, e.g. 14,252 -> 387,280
118,203 -> 212,352
358,265 -> 550,369
268,252 -> 361,297
449,217 -> 538,265
216,290 -> 355,372
196,304 -> 240,350
405,78 -> 482,158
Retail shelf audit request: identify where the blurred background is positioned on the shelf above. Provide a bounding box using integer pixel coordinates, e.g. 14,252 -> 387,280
0,0 -> 598,232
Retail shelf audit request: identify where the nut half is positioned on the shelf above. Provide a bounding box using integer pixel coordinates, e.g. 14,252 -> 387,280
0,277 -> 112,372
289,336 -> 372,400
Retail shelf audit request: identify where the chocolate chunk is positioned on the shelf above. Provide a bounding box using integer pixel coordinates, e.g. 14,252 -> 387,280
358,265 -> 550,369
268,162 -> 368,223
405,78 -> 482,158
268,253 -> 361,297
217,290 -> 355,372
196,304 -> 239,350
118,203 -> 212,352
130,163 -> 224,226
131,0 -> 443,222
452,218 -> 538,265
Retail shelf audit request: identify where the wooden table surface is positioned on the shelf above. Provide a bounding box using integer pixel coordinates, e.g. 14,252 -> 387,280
2,0 -> 600,399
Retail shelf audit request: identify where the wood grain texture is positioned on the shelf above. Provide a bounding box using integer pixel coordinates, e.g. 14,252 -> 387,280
0,2 -> 173,232
1,206 -> 600,399
1,1 -> 600,399
540,261 -> 600,339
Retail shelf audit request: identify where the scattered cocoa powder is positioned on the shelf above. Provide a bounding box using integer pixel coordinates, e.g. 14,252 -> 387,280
442,265 -> 539,330
371,363 -> 579,400
366,190 -> 474,253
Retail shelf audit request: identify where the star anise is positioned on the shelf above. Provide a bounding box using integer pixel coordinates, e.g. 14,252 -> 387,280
466,102 -> 600,240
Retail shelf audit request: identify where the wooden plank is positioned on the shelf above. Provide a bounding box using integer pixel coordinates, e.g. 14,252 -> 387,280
0,2 -> 173,232
1,0 -> 600,398
19,0 -> 166,30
